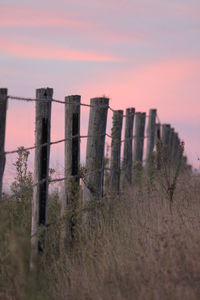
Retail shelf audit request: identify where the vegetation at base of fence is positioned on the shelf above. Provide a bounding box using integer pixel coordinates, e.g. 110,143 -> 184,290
0,155 -> 199,299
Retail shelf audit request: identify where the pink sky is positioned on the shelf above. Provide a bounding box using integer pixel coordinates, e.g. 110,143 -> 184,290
1,0 -> 200,188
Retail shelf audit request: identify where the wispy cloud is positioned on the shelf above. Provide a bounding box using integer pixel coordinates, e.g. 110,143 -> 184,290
0,5 -> 144,45
0,38 -> 119,62
0,6 -> 92,29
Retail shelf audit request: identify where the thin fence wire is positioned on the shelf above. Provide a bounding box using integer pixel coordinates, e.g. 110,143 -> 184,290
5,133 -> 112,155
8,95 -> 108,108
8,95 -> 137,116
4,133 -> 147,156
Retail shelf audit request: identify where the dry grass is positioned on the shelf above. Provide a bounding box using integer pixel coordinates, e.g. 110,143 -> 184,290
0,171 -> 200,300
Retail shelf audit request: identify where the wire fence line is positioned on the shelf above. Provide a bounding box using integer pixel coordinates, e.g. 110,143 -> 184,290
7,95 -> 156,119
3,93 -> 163,194
4,94 -> 164,158
8,95 -> 108,108
4,133 -> 149,156
5,133 -> 112,156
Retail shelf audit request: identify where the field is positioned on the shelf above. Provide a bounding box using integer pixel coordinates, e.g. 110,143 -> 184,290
0,161 -> 200,300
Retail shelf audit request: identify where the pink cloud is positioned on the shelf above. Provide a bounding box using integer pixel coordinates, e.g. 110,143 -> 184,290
0,38 -> 119,62
0,6 -> 92,29
0,5 -> 144,45
78,57 -> 200,118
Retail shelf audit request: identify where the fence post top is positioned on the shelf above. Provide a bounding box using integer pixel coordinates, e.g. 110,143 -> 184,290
0,88 -> 8,95
126,107 -> 135,113
162,123 -> 171,128
36,88 -> 53,98
65,95 -> 81,103
135,112 -> 146,117
90,97 -> 109,106
114,109 -> 123,115
149,108 -> 157,113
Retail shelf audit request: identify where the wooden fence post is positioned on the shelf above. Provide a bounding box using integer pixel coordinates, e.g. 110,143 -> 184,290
122,108 -> 135,185
155,123 -> 161,170
161,124 -> 171,164
0,89 -> 8,201
172,132 -> 180,166
182,155 -> 187,171
61,95 -> 81,245
161,124 -> 171,146
63,95 -> 81,213
133,112 -> 146,165
110,110 -> 123,195
31,87 -> 53,267
146,109 -> 156,169
133,112 -> 146,183
169,127 -> 175,163
83,97 -> 109,206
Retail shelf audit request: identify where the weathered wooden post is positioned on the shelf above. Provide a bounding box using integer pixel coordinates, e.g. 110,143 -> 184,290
162,124 -> 171,146
169,127 -> 175,163
161,124 -> 171,164
31,88 -> 52,267
155,123 -> 161,170
182,155 -> 187,171
133,112 -> 146,182
83,97 -> 109,206
0,89 -> 8,201
110,110 -> 123,195
146,109 -> 156,169
61,95 -> 81,244
133,112 -> 146,164
122,108 -> 135,185
63,95 -> 81,212
171,132 -> 178,166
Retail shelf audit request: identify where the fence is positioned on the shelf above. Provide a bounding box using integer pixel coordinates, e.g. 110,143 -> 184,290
0,87 -> 189,265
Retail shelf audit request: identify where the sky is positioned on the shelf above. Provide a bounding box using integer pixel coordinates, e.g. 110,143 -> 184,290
1,0 -> 200,186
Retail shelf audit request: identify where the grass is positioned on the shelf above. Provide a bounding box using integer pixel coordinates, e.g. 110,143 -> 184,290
0,167 -> 200,300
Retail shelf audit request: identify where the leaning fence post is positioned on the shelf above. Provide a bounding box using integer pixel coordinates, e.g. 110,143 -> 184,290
31,87 -> 52,268
146,109 -> 156,169
110,110 -> 123,195
83,97 -> 109,206
122,108 -> 135,185
63,95 -> 81,213
0,89 -> 8,201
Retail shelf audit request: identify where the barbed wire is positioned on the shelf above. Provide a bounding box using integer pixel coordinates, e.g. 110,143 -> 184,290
7,95 -> 150,119
5,133 -> 113,156
7,95 -> 108,108
5,94 -> 164,181
4,132 -> 148,156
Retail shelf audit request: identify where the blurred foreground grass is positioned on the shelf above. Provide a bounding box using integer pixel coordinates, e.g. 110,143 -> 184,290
0,169 -> 200,300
